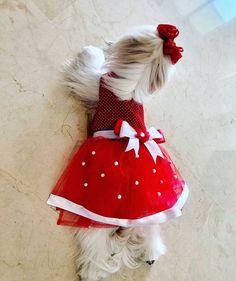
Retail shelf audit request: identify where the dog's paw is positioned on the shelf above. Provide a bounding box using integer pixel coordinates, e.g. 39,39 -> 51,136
146,260 -> 155,265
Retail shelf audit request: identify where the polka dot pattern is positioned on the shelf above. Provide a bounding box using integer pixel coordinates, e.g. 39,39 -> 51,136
50,75 -> 187,227
91,77 -> 146,133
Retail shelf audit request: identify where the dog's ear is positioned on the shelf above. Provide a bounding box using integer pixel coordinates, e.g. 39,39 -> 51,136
148,55 -> 173,94
63,46 -> 105,109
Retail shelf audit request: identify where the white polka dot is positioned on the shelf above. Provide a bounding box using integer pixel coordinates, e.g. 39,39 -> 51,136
84,182 -> 88,187
135,180 -> 139,186
91,151 -> 96,155
174,175 -> 178,179
157,192 -> 162,196
81,161 -> 86,166
153,168 -> 156,173
140,132 -> 145,137
114,161 -> 119,166
160,180 -> 164,184
100,173 -> 105,177
117,194 -> 122,199
136,154 -> 140,158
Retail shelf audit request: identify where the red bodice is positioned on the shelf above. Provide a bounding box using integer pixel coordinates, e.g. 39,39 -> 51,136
91,78 -> 146,134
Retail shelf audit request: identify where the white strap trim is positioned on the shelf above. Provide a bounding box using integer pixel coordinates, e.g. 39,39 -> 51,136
93,130 -> 119,139
47,184 -> 189,227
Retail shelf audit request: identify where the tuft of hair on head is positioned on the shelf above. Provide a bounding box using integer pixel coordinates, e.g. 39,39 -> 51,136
103,25 -> 174,103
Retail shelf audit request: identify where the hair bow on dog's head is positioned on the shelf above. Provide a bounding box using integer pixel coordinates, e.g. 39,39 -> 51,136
157,24 -> 184,64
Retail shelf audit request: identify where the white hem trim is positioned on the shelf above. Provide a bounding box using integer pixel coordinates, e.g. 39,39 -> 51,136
47,184 -> 189,227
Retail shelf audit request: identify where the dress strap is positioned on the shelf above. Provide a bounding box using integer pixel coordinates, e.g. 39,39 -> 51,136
93,130 -> 119,139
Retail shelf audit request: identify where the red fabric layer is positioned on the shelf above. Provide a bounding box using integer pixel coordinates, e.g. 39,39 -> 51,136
51,137 -> 185,227
90,78 -> 146,134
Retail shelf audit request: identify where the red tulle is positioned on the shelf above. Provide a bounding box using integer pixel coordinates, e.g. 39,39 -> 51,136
50,136 -> 185,227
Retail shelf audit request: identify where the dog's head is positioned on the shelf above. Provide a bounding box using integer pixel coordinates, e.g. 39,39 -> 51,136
103,25 -> 183,103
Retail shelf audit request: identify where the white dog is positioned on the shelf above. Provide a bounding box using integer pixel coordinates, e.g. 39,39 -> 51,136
57,25 -> 185,281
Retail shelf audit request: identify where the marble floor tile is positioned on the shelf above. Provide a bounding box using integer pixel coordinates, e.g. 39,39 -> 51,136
0,0 -> 235,280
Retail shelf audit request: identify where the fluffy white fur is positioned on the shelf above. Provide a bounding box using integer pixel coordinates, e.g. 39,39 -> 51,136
74,226 -> 166,281
63,46 -> 105,109
63,25 -> 173,281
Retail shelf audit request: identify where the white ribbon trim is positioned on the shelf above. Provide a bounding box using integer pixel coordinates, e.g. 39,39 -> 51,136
93,130 -> 119,139
47,184 -> 189,227
93,121 -> 164,163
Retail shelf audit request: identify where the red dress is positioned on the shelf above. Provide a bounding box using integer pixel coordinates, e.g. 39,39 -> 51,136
47,77 -> 189,227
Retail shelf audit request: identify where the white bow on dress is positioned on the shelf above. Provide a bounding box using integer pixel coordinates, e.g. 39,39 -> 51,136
118,121 -> 165,163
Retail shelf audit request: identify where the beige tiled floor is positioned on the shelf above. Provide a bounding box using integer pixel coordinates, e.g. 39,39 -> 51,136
0,1 -> 236,281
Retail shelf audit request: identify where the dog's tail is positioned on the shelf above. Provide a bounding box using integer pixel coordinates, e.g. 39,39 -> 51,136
63,46 -> 105,109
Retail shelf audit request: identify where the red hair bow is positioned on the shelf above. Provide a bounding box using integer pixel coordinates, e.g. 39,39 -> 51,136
157,24 -> 183,64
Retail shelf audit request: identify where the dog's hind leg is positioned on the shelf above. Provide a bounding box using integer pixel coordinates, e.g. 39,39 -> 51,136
120,225 -> 166,268
74,227 -> 124,281
140,225 -> 166,265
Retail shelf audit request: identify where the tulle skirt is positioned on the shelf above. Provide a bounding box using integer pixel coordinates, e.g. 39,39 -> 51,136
47,136 -> 188,227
